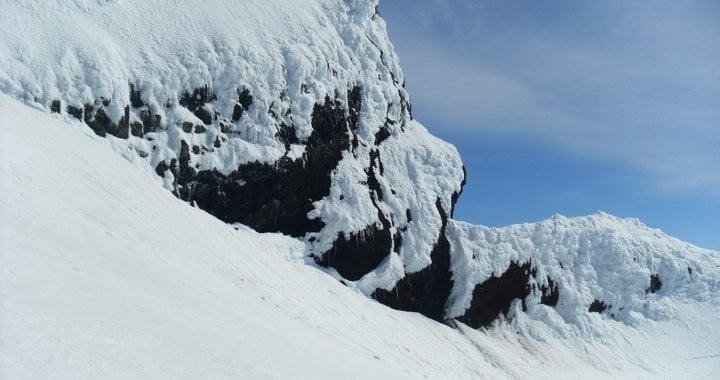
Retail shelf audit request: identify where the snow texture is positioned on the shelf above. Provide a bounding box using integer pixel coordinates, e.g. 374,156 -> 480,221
3,93 -> 720,379
446,215 -> 720,336
0,0 -> 464,294
2,2 -> 720,376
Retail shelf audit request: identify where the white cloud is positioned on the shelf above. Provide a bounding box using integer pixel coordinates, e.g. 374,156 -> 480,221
383,1 -> 720,197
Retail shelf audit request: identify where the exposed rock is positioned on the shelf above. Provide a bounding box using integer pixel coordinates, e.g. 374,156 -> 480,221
456,262 -> 533,328
50,99 -> 61,114
140,109 -> 161,134
130,122 -> 144,137
589,299 -> 610,313
373,199 -> 453,321
647,274 -> 662,294
171,92 -> 353,239
318,219 -> 392,281
129,83 -> 144,108
540,277 -> 559,306
84,104 -> 110,137
180,86 -> 215,125
155,160 -> 169,177
276,123 -> 299,150
81,102 -> 129,138
374,125 -> 391,145
67,105 -> 83,120
232,87 -> 253,122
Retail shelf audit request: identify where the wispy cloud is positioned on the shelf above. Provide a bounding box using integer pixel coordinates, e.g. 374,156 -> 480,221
382,0 -> 720,196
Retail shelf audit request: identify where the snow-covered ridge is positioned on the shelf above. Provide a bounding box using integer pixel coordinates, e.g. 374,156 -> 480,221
446,213 -> 720,335
5,93 -> 719,379
2,0 -> 719,336
0,0 -> 465,310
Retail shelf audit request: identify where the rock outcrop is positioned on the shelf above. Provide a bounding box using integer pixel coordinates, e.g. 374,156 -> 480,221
3,0 -> 719,332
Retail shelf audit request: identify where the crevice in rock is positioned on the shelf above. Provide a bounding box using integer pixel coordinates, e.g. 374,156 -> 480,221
366,149 -> 384,201
539,277 -> 559,306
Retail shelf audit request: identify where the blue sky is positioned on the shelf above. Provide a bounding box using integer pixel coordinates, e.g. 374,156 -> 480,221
379,0 -> 720,250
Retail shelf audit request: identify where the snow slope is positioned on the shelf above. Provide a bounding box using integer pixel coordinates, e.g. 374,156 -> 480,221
2,89 -> 720,379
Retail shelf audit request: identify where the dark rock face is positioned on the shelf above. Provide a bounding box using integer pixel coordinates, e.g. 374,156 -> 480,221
589,299 -> 609,313
457,262 -> 533,328
232,87 -> 253,122
319,220 -> 392,281
373,199 -> 454,321
66,82 -> 468,325
275,123 -> 299,149
374,125 -> 391,145
540,277 -> 559,307
179,86 -> 216,125
50,99 -> 61,114
140,109 -> 161,135
647,274 -> 662,294
319,147 -> 394,280
67,105 -> 83,119
157,91 -> 357,240
129,84 -> 144,108
451,166 -> 467,217
78,101 -> 130,139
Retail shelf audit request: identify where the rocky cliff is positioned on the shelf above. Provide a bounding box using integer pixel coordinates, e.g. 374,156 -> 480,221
2,0 -> 717,330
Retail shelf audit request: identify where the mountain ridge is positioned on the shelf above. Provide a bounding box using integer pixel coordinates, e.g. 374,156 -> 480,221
3,92 -> 719,379
1,0 -> 718,340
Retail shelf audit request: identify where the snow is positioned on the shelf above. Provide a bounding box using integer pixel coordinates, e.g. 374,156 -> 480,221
0,0 -> 465,292
2,0 -> 720,377
2,89 -> 720,380
0,93 -> 475,379
446,214 -> 720,334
